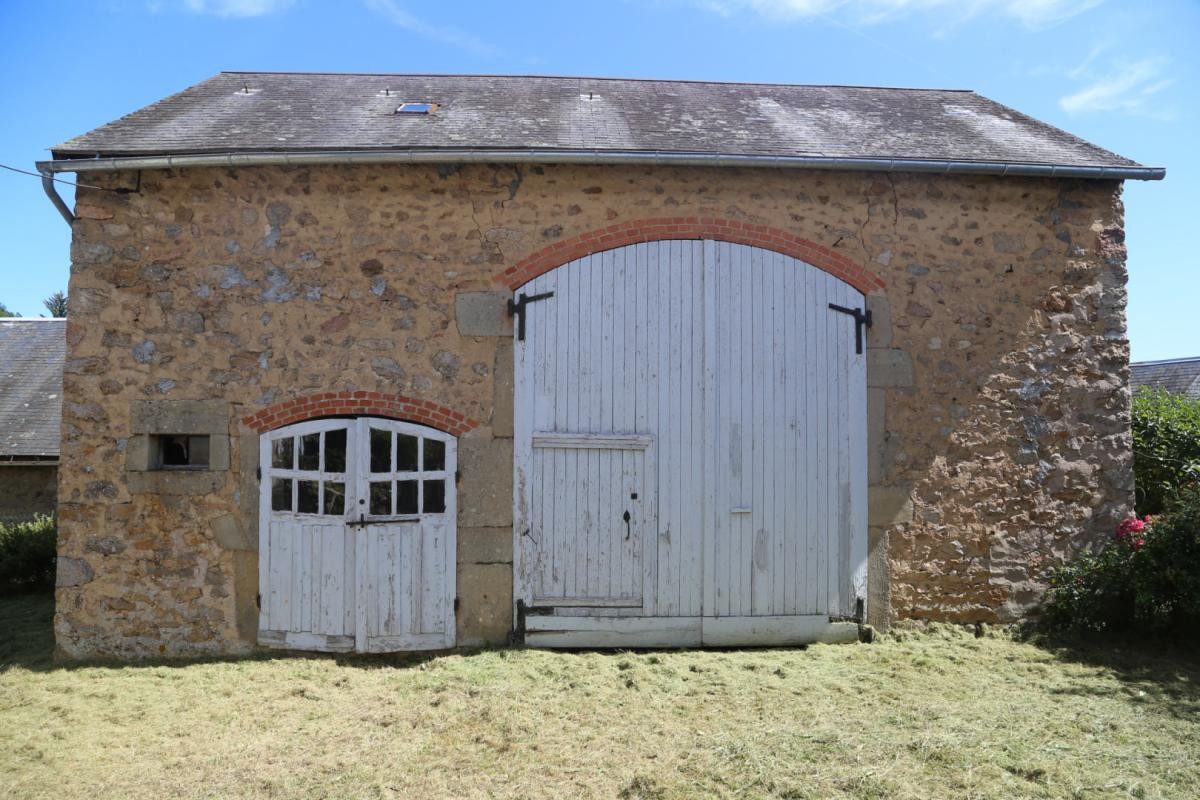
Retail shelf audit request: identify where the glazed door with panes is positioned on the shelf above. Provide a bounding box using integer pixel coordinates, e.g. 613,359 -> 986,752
257,417 -> 456,653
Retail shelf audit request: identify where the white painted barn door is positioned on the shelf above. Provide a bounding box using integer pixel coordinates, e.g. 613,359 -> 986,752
514,240 -> 867,647
355,419 -> 457,653
258,418 -> 456,652
705,242 -> 868,641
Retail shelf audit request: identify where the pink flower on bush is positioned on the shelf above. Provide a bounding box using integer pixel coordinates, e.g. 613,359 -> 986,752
1115,517 -> 1144,541
1115,515 -> 1153,547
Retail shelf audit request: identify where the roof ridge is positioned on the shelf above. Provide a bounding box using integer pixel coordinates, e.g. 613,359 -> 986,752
0,317 -> 67,322
215,70 -> 974,92
1131,356 -> 1200,366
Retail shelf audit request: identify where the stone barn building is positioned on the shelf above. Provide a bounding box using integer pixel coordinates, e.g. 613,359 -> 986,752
38,73 -> 1162,659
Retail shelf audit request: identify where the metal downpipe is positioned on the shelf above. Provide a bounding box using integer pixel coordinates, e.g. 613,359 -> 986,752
39,168 -> 74,225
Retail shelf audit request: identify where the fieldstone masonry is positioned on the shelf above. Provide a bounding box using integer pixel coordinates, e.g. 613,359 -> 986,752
55,163 -> 1132,657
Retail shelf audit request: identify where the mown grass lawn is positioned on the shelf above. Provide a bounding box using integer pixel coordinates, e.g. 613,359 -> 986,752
1,594 -> 1198,799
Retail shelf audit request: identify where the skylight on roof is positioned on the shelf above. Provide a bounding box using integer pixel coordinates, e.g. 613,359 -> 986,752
395,102 -> 437,115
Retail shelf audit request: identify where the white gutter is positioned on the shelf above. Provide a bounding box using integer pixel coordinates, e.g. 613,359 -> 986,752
36,149 -> 1166,226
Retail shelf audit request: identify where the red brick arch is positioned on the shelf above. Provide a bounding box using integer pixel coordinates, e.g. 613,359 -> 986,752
497,217 -> 886,294
242,391 -> 479,436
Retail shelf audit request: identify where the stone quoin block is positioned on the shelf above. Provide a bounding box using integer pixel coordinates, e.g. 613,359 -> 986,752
457,527 -> 514,565
868,486 -> 915,527
456,562 -> 514,647
867,349 -> 915,388
491,340 -> 515,439
457,434 -> 514,529
455,291 -> 514,337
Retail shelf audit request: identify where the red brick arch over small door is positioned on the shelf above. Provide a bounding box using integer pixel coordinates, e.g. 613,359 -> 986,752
242,391 -> 480,436
496,217 -> 886,294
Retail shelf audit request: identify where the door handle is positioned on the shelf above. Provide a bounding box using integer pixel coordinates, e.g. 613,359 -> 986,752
346,515 -> 421,527
623,509 -> 631,540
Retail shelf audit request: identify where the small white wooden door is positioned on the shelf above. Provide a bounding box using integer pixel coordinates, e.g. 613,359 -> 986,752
356,419 -> 457,652
258,417 -> 456,653
526,433 -> 653,608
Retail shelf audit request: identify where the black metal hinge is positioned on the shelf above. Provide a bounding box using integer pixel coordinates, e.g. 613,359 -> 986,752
507,291 -> 555,341
256,593 -> 261,609
828,303 -> 873,354
511,598 -> 528,646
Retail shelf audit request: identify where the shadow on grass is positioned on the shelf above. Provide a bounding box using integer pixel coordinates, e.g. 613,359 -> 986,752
0,592 -> 56,670
0,593 -> 481,674
1026,630 -> 1200,721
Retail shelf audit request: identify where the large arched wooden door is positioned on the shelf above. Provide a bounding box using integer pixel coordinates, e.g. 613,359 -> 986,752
513,240 -> 867,647
258,417 -> 457,652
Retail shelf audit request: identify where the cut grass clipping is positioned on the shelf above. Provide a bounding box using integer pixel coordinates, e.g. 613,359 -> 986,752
2,594 -> 1198,799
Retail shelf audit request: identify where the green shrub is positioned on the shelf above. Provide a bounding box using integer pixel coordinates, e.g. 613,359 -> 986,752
0,515 -> 57,594
1132,388 -> 1200,515
1037,493 -> 1200,635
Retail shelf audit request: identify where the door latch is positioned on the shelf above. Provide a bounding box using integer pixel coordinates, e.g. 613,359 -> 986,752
623,509 -> 631,540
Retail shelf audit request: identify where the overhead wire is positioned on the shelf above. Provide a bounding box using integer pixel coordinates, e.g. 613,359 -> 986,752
0,162 -> 109,191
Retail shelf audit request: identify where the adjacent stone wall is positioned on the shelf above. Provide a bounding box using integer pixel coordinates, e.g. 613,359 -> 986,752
56,163 -> 1131,657
0,464 -> 58,521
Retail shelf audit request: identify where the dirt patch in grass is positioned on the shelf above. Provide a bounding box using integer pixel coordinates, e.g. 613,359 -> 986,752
2,595 -> 1198,799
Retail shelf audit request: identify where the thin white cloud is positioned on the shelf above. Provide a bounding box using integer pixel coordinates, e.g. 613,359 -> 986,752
181,0 -> 295,17
1060,55 -> 1173,117
363,0 -> 495,56
698,0 -> 1102,29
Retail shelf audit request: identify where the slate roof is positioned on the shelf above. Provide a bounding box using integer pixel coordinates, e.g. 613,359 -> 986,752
0,319 -> 65,458
1131,357 -> 1200,401
50,73 -> 1152,176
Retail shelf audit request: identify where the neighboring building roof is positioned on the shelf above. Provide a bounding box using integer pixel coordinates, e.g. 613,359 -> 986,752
46,72 -> 1159,180
0,319 -> 65,458
1131,357 -> 1200,401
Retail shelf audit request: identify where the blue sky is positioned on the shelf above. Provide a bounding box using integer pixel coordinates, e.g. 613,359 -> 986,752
0,0 -> 1194,361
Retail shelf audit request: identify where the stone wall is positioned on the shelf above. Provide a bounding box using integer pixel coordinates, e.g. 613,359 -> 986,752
55,163 -> 1131,657
0,464 -> 58,521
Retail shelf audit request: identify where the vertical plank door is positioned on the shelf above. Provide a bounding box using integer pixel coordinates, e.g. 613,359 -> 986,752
706,241 -> 868,623
356,418 -> 457,652
258,419 -> 358,652
514,239 -> 868,647
258,417 -> 457,653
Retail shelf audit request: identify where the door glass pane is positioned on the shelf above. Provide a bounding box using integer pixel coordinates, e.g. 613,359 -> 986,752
397,480 -> 419,514
423,438 -> 445,471
271,437 -> 293,470
325,428 -> 347,473
271,478 -> 292,511
397,434 -> 418,472
299,433 -> 320,471
370,428 -> 391,473
423,479 -> 445,513
370,481 -> 392,515
324,482 -> 345,516
297,480 -> 319,514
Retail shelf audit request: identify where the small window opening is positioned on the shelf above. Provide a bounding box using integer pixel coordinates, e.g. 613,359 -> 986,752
153,435 -> 210,470
395,102 -> 437,115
